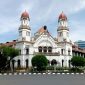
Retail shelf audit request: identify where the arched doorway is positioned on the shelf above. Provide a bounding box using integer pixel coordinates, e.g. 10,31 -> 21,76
51,59 -> 57,66
51,59 -> 57,72
17,59 -> 21,68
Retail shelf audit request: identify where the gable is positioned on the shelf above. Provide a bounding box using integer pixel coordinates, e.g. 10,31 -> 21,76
33,33 -> 57,48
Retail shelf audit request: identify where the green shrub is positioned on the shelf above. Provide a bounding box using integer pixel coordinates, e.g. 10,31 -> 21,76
31,54 -> 48,72
69,67 -> 84,73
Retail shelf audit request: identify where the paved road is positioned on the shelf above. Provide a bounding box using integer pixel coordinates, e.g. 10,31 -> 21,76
0,74 -> 85,85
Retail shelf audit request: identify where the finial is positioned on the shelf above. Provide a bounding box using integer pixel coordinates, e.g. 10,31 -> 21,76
62,11 -> 63,13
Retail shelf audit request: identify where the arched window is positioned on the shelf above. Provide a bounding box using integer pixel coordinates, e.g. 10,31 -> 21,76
26,59 -> 28,68
17,59 -> 21,68
43,46 -> 47,53
68,49 -> 70,56
38,46 -> 42,52
48,47 -> 52,53
61,49 -> 64,55
26,48 -> 29,54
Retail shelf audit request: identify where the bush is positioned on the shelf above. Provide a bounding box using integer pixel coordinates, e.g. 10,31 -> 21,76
31,54 -> 48,72
47,66 -> 54,70
69,67 -> 84,73
71,56 -> 85,67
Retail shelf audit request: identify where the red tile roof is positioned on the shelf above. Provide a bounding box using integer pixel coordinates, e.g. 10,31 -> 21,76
58,12 -> 67,21
37,26 -> 50,35
0,40 -> 16,47
72,45 -> 85,53
21,10 -> 29,19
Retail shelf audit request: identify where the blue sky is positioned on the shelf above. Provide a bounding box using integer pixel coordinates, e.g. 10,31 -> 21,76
0,0 -> 85,43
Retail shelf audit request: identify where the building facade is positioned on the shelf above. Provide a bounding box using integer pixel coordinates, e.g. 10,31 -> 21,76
13,11 -> 72,68
2,11 -> 85,68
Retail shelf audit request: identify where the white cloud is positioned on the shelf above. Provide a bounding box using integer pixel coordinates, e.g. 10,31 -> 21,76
69,20 -> 85,41
73,0 -> 85,13
0,0 -> 85,42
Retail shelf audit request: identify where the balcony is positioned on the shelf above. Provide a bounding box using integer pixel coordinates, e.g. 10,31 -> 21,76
34,52 -> 60,56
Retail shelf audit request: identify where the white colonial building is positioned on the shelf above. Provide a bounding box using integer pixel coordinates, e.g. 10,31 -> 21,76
1,11 -> 85,69
12,11 -> 73,68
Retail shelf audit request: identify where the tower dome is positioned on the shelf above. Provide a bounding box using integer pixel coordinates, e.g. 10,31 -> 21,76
58,12 -> 67,21
21,10 -> 29,19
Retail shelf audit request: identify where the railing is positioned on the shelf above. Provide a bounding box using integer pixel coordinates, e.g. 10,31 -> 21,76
34,52 -> 60,56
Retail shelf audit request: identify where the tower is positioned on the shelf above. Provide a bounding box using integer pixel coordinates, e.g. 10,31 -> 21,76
15,10 -> 31,68
57,12 -> 69,42
18,10 -> 31,42
57,12 -> 72,67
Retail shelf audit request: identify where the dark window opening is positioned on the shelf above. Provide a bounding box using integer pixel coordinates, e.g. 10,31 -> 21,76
62,59 -> 64,67
17,59 -> 21,68
61,49 -> 64,55
26,48 -> 29,54
68,50 -> 70,56
26,59 -> 28,68
43,46 -> 47,53
38,46 -> 42,52
48,47 -> 52,53
51,59 -> 57,66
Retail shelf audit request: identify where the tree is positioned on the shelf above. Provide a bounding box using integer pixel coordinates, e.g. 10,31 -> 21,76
0,52 -> 7,71
0,46 -> 19,59
71,56 -> 85,67
31,54 -> 48,72
0,46 -> 19,71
